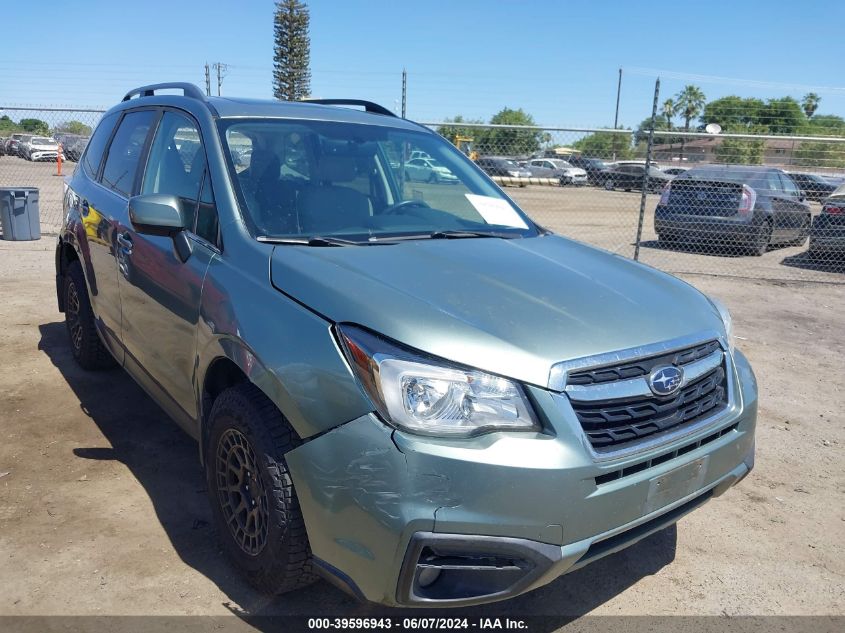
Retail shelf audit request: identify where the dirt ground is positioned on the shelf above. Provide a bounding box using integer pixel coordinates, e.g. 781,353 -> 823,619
0,231 -> 843,622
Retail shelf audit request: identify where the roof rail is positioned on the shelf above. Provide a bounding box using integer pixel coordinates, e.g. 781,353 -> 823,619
122,82 -> 206,102
299,99 -> 396,117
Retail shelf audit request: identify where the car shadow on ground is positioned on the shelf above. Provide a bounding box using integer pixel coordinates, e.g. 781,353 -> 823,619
780,251 -> 844,274
637,238 -> 750,258
38,320 -> 677,628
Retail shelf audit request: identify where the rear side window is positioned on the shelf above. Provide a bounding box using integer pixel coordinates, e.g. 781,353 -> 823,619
101,110 -> 156,198
81,112 -> 119,180
779,173 -> 800,197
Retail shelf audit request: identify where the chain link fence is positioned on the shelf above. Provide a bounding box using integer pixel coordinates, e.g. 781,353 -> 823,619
422,120 -> 845,283
0,107 -> 105,232
1,103 -> 843,282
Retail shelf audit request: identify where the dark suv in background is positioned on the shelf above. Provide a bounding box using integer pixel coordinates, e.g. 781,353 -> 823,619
654,165 -> 811,255
565,156 -> 614,187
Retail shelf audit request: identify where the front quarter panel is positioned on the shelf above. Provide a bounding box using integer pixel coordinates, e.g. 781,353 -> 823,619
195,246 -> 373,441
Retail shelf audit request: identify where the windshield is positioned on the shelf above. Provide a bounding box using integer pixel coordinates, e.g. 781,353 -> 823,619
219,119 -> 538,242
32,137 -> 53,145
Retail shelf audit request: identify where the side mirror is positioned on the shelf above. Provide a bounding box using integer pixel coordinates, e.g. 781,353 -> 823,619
128,194 -> 193,263
128,194 -> 186,236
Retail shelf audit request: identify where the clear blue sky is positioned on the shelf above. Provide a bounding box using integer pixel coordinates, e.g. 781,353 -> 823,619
2,0 -> 844,128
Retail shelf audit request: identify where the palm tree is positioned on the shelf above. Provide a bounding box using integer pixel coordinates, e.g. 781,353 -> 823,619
802,92 -> 820,119
674,85 -> 706,160
661,99 -> 676,155
662,98 -> 676,129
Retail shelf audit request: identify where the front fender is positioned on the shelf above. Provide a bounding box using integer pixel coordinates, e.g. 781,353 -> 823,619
195,254 -> 373,443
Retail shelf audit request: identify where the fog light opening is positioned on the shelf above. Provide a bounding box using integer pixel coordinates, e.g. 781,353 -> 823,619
416,566 -> 442,588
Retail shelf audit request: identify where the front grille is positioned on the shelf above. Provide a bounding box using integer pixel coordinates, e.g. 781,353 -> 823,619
566,340 -> 729,452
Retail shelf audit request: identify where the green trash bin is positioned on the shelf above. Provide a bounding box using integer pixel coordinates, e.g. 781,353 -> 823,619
0,187 -> 41,241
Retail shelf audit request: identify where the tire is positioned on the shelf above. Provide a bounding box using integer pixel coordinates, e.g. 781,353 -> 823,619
749,219 -> 773,256
604,179 -> 615,191
205,383 -> 317,595
63,260 -> 116,370
427,172 -> 437,183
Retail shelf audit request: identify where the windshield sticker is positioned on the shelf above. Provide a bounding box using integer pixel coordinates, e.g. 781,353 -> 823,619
465,194 -> 528,229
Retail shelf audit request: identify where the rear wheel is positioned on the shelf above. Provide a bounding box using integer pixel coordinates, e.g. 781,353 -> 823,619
749,219 -> 773,256
787,216 -> 811,247
604,179 -> 615,191
63,260 -> 116,370
205,383 -> 317,595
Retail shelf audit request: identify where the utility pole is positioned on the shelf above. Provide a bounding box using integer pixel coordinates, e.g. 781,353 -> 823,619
401,69 -> 407,118
213,62 -> 228,96
204,63 -> 211,96
612,67 -> 623,161
613,67 -> 622,129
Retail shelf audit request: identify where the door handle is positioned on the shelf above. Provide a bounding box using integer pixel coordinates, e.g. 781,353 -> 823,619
116,231 -> 133,255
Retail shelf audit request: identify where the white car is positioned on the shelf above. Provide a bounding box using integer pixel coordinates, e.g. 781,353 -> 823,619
404,157 -> 459,183
24,136 -> 64,162
527,158 -> 588,185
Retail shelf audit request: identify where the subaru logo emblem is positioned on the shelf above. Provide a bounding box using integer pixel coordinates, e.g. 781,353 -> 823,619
649,365 -> 684,396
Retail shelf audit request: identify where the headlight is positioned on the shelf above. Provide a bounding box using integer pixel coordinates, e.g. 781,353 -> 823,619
337,325 -> 539,437
507,170 -> 521,177
708,297 -> 734,352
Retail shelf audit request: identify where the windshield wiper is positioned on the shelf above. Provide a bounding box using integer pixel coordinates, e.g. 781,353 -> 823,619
428,230 -> 521,239
257,235 -> 363,247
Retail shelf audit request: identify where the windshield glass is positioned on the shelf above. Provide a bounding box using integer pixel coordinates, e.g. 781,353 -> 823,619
32,137 -> 53,145
219,119 -> 538,241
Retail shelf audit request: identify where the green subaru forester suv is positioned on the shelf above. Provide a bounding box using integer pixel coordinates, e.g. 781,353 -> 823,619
56,83 -> 756,607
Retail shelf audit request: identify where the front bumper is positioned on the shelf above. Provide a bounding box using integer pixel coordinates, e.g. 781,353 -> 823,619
31,150 -> 62,161
286,349 -> 757,607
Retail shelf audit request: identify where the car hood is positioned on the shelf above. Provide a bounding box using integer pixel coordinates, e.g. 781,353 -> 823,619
563,168 -> 587,176
269,235 -> 723,389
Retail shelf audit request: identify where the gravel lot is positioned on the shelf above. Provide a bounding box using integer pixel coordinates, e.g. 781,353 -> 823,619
0,225 -> 842,622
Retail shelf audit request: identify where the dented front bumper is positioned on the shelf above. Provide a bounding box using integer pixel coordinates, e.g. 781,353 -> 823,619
285,350 -> 757,607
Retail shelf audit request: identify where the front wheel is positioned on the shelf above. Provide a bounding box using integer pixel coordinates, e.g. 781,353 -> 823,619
749,219 -> 773,256
604,179 -> 615,191
205,383 -> 317,595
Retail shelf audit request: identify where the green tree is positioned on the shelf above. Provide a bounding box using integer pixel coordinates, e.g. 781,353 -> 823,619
54,120 -> 92,136
272,0 -> 311,101
794,141 -> 845,168
806,114 -> 845,136
475,108 -> 542,155
0,115 -> 20,134
571,129 -> 634,160
436,115 -> 484,142
801,92 -> 821,119
18,118 -> 49,135
674,85 -> 706,159
700,96 -> 765,131
714,128 -> 766,165
661,98 -> 675,130
761,97 -> 805,135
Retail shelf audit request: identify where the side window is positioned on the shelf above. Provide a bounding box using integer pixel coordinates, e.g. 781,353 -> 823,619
81,112 -> 119,180
779,173 -> 800,197
142,111 -> 209,236
765,171 -> 784,192
101,110 -> 156,197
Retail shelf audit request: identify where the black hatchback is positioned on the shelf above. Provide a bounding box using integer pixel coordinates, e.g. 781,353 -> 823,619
654,165 -> 812,256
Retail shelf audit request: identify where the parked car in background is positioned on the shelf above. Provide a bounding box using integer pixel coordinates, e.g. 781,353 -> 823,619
56,82 -> 756,608
663,167 -> 689,177
7,133 -> 30,157
56,134 -> 90,162
404,157 -> 458,183
0,137 -> 5,156
525,158 -> 588,185
565,156 -> 614,187
788,172 -> 838,202
16,135 -> 34,158
22,136 -> 64,161
655,165 -> 811,256
604,163 -> 672,193
476,157 -> 531,186
809,182 -> 845,261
